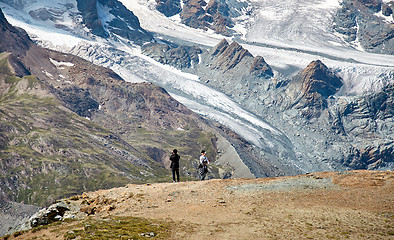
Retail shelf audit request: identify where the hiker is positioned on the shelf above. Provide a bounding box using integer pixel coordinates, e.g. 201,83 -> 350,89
170,149 -> 180,182
198,150 -> 210,180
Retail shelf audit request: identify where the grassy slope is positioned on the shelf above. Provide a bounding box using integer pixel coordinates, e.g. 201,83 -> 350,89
0,55 -> 167,205
0,52 -> 220,206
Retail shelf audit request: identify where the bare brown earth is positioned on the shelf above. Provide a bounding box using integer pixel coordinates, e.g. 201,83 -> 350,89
5,170 -> 394,240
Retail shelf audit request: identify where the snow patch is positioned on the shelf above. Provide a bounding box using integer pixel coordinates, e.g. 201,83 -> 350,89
49,58 -> 74,67
97,2 -> 117,33
374,11 -> 394,24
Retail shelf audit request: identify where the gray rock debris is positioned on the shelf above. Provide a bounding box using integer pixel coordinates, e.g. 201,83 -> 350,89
29,201 -> 70,227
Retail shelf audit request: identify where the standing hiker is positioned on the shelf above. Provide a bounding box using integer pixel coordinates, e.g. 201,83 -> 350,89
170,149 -> 180,182
198,150 -> 210,180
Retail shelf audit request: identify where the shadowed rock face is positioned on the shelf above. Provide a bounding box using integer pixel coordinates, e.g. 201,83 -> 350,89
155,0 -> 182,17
382,3 -> 393,16
250,56 -> 274,78
333,0 -> 394,54
0,8 -> 31,55
76,0 -> 153,44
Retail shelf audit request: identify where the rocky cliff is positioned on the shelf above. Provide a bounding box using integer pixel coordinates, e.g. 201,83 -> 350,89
76,0 -> 153,44
333,0 -> 394,54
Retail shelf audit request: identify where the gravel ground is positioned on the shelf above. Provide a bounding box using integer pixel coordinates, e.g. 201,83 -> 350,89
3,170 -> 393,240
226,175 -> 339,192
0,202 -> 40,236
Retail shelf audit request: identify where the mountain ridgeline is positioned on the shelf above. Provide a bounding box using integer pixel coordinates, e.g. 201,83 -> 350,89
142,38 -> 393,172
153,0 -> 394,55
0,0 -> 393,237
0,0 -> 393,214
0,7 -> 257,208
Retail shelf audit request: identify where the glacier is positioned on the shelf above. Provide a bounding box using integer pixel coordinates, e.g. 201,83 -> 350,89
0,0 -> 393,175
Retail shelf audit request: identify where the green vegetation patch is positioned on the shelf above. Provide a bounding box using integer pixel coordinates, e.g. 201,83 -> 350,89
64,216 -> 173,240
0,53 -> 12,76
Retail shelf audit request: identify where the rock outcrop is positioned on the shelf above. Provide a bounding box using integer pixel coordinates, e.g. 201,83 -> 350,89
156,0 -> 236,36
287,60 -> 343,118
141,42 -> 202,69
333,0 -> 394,54
76,0 -> 153,44
209,39 -> 273,77
210,40 -> 253,71
155,0 -> 182,17
29,202 -> 70,227
382,3 -> 393,16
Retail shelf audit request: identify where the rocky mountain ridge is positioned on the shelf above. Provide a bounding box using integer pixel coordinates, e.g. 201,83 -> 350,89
141,37 -> 393,172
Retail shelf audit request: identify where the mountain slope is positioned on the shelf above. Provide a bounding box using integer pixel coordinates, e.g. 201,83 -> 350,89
0,0 -> 393,236
0,1 -> 393,176
1,0 -> 392,174
0,6 -> 262,210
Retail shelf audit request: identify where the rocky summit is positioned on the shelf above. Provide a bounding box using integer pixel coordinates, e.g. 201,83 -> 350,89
286,60 -> 344,117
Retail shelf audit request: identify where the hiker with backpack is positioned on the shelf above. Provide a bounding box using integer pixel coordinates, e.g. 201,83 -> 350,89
198,150 -> 210,180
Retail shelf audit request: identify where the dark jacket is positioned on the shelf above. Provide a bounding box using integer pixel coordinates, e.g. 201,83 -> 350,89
170,153 -> 180,169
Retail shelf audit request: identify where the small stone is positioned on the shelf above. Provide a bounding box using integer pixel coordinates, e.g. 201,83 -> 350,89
84,224 -> 92,231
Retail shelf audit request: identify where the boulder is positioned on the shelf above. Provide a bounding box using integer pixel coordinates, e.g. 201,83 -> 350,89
29,202 -> 69,227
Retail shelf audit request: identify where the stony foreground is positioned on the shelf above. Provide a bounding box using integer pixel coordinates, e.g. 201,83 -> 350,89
3,170 -> 393,240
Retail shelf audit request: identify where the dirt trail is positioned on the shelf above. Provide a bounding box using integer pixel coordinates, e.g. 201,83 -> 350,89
5,170 -> 394,239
